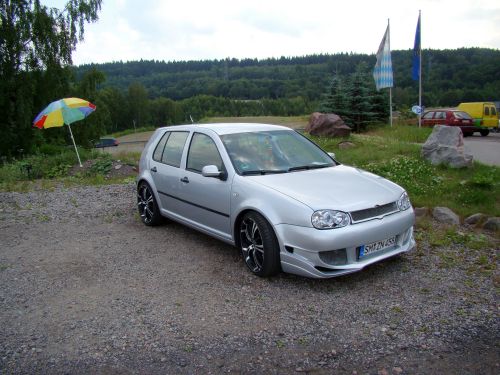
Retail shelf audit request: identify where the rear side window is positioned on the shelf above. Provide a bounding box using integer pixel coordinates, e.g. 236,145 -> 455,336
187,133 -> 224,172
162,131 -> 189,167
423,112 -> 434,119
435,112 -> 446,119
153,132 -> 169,162
484,107 -> 490,116
491,107 -> 497,116
454,111 -> 472,119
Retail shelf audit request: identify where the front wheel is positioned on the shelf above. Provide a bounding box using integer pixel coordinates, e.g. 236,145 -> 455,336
137,182 -> 162,226
480,129 -> 489,137
239,212 -> 281,277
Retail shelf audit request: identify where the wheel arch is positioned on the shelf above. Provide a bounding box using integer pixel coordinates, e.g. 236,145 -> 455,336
233,208 -> 279,251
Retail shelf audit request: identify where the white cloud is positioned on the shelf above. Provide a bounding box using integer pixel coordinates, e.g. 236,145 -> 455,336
65,0 -> 500,65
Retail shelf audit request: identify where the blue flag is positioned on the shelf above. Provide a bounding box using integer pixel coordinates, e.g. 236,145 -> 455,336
373,24 -> 393,91
412,14 -> 421,81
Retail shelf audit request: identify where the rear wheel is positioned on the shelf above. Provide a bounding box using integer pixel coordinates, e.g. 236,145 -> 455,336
239,212 -> 280,277
480,129 -> 489,137
137,182 -> 162,226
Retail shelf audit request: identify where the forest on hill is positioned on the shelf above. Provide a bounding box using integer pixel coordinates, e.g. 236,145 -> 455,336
76,48 -> 500,108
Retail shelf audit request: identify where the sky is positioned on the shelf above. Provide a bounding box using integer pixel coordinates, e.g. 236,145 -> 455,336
43,0 -> 500,65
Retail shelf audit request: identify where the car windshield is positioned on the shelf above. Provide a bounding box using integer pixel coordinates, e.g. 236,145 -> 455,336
454,111 -> 472,119
220,130 -> 335,175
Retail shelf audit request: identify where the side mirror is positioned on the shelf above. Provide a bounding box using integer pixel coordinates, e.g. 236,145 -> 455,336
201,165 -> 226,180
328,152 -> 336,159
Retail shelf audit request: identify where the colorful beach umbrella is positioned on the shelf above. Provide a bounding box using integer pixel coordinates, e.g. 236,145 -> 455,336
33,98 -> 96,167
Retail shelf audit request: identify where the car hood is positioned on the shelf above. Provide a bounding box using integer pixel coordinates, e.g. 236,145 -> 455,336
246,165 -> 403,212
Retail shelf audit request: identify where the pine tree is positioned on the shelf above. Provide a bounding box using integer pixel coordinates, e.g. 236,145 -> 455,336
318,74 -> 350,123
346,69 -> 374,132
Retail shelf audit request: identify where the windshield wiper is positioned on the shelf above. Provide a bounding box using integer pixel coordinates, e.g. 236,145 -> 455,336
241,169 -> 287,175
288,164 -> 331,172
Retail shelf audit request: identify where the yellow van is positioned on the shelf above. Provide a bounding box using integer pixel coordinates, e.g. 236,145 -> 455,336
457,102 -> 499,129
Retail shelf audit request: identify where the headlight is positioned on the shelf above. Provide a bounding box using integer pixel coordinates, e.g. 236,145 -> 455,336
311,210 -> 350,229
397,191 -> 411,211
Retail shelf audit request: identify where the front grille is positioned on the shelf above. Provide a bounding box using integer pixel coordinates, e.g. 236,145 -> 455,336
350,202 -> 398,222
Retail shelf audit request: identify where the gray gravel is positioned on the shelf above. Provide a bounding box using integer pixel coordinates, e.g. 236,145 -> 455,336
0,183 -> 498,374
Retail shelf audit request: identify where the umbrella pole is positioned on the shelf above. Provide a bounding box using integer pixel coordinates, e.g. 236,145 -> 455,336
67,123 -> 83,167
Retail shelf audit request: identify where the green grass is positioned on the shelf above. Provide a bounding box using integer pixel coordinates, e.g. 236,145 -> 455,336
200,115 -> 309,129
107,126 -> 156,138
308,127 -> 500,217
0,147 -> 136,191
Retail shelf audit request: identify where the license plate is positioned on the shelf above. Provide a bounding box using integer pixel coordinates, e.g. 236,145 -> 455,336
359,236 -> 396,258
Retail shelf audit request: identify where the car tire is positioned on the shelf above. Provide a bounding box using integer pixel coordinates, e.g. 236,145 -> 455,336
480,129 -> 489,136
239,212 -> 281,277
137,181 -> 163,226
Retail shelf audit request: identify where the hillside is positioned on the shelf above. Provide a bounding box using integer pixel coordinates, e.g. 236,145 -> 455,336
75,48 -> 500,108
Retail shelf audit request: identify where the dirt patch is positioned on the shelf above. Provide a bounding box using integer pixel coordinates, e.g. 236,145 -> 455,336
69,159 -> 138,179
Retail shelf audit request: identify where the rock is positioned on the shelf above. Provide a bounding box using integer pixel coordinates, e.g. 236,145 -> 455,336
483,217 -> 500,231
414,207 -> 428,217
338,141 -> 356,149
114,164 -> 122,170
392,367 -> 403,375
306,112 -> 351,138
432,207 -> 460,225
464,213 -> 486,225
421,125 -> 473,168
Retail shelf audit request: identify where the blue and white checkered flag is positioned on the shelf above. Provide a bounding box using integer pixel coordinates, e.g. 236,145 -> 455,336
373,24 -> 393,90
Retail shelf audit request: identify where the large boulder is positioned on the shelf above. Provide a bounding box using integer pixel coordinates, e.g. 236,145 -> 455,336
432,207 -> 460,225
421,125 -> 473,168
306,112 -> 351,138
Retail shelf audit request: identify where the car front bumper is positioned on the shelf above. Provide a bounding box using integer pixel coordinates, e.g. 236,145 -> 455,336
275,210 -> 416,278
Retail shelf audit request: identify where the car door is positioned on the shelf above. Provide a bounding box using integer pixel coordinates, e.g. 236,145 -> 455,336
422,111 -> 435,126
149,131 -> 190,217
176,132 -> 232,241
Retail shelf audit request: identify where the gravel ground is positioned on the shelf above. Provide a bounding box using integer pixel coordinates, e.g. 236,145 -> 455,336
0,183 -> 498,374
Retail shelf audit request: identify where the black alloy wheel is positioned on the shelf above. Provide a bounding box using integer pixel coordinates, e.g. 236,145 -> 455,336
239,212 -> 280,277
137,182 -> 162,226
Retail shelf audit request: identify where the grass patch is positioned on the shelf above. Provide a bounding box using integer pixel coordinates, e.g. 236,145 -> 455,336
365,124 -> 433,143
108,126 -> 156,138
308,129 -> 500,217
200,115 -> 309,129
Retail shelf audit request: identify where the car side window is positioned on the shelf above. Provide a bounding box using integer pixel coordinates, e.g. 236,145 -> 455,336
492,107 -> 497,116
484,107 -> 490,116
436,112 -> 445,119
187,133 -> 224,172
423,112 -> 434,119
153,132 -> 169,162
161,131 -> 189,167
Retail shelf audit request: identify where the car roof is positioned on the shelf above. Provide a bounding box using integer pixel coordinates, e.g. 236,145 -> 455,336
159,123 -> 292,135
424,108 -> 461,112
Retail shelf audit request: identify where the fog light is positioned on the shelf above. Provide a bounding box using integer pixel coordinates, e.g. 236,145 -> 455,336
319,249 -> 347,265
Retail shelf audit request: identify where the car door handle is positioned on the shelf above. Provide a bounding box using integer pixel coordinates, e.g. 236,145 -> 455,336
180,177 -> 189,183
151,166 -> 157,172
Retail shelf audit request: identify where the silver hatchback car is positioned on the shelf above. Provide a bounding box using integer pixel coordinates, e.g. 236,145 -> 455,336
137,123 -> 415,278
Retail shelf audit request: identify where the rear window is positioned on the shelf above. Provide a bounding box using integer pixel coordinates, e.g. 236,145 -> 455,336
162,132 -> 189,167
453,111 -> 472,120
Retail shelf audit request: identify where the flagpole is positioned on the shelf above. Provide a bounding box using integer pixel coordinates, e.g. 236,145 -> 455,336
418,10 -> 422,128
388,19 -> 393,127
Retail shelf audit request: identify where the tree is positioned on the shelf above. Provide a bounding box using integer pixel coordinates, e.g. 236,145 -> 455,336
0,0 -> 102,158
318,74 -> 349,120
346,67 -> 374,132
128,82 -> 150,128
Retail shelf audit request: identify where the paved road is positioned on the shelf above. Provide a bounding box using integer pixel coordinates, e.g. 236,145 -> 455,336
464,132 -> 500,166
